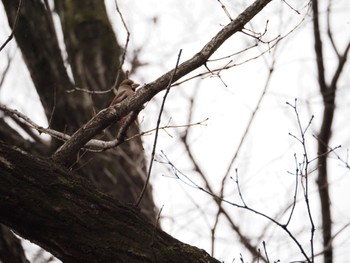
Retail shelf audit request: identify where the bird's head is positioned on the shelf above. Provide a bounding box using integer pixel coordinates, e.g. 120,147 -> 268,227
119,79 -> 140,91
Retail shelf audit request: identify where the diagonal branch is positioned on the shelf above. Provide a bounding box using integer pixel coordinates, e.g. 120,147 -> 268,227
326,0 -> 339,57
329,41 -> 350,91
51,0 -> 273,166
312,0 -> 327,94
0,0 -> 22,52
135,49 -> 183,207
0,104 -> 207,152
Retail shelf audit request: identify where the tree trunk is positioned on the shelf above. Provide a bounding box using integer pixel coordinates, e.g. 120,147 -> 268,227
0,141 -> 219,263
1,0 -> 156,222
0,0 -> 274,260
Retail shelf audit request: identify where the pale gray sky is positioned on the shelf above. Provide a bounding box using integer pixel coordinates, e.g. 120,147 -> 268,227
1,0 -> 350,262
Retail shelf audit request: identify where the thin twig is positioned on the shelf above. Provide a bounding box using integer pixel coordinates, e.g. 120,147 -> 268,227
180,90 -> 267,262
210,210 -> 220,257
65,86 -> 114,94
285,153 -> 299,227
161,152 -> 311,262
173,14 -> 305,87
232,169 -> 247,207
134,49 -> 183,207
0,52 -> 13,87
7,113 -> 46,144
220,53 -> 276,200
51,0 -> 274,166
0,103 -> 206,151
319,141 -> 349,170
0,104 -> 69,140
262,241 -> 270,263
217,0 -> 233,21
113,0 -> 130,88
241,20 -> 271,42
0,0 -> 22,52
47,80 -> 57,128
326,0 -> 339,57
207,43 -> 258,62
282,0 -> 300,14
286,99 -> 315,261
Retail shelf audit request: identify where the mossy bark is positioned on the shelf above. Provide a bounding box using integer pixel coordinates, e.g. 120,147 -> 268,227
0,141 -> 219,263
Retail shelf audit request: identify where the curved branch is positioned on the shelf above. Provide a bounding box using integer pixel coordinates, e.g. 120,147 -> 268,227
51,0 -> 273,166
0,0 -> 22,52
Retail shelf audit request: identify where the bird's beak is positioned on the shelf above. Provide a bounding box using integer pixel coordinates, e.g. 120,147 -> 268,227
131,83 -> 140,90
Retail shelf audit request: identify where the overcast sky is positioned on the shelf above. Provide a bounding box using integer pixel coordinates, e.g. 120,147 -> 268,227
1,0 -> 350,262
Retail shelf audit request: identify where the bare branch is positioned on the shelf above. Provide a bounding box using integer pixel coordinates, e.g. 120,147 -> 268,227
160,152 -> 312,262
50,0 -> 273,166
282,0 -> 301,14
0,52 -> 13,88
0,0 -> 22,52
113,0 -> 131,88
262,241 -> 271,263
326,0 -> 339,57
232,169 -> 247,207
65,86 -> 114,95
216,0 -> 233,21
220,50 -> 276,199
312,0 -> 327,94
0,104 -> 68,142
329,41 -> 350,91
0,104 -> 207,152
180,94 -> 268,262
135,49 -> 182,207
285,153 -> 299,227
175,131 -> 268,260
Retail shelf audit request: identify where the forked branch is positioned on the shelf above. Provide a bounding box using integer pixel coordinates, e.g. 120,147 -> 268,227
51,0 -> 273,166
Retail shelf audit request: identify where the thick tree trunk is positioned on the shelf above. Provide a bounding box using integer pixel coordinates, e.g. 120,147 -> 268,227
0,141 -> 219,263
0,0 -> 274,260
1,0 -> 157,223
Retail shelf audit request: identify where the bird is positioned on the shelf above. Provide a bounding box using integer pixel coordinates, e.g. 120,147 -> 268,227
109,79 -> 140,140
110,79 -> 140,106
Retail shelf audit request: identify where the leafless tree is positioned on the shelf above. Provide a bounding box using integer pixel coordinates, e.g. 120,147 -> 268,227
0,0 -> 349,262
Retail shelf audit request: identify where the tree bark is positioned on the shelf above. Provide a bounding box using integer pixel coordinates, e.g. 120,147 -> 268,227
0,225 -> 29,263
0,141 -> 219,263
1,0 -> 157,223
312,0 -> 350,262
0,0 -> 274,260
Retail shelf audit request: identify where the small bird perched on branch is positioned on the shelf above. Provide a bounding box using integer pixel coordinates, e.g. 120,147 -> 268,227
110,79 -> 140,106
110,79 -> 140,141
